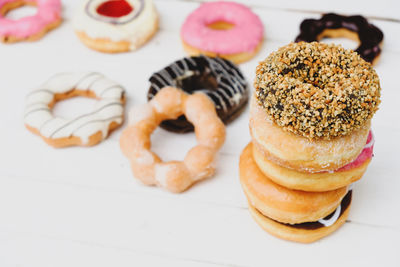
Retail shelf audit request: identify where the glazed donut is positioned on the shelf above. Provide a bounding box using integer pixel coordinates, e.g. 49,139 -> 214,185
120,86 -> 225,193
0,0 -> 61,43
248,191 -> 351,243
295,13 -> 384,65
250,95 -> 370,173
73,0 -> 158,53
239,143 -> 348,225
148,55 -> 248,133
181,1 -> 263,64
252,131 -> 374,192
24,72 -> 125,147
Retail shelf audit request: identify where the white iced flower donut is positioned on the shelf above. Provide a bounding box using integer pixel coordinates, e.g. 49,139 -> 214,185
73,0 -> 158,53
24,72 -> 125,147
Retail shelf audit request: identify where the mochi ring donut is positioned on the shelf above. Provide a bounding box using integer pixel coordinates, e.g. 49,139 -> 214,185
73,0 -> 158,53
0,0 -> 62,43
181,1 -> 263,64
24,72 -> 125,148
120,86 -> 226,193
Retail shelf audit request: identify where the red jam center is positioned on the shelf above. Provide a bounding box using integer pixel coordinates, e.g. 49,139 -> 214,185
96,0 -> 133,18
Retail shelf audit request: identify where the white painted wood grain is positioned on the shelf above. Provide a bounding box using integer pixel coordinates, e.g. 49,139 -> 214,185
0,0 -> 399,266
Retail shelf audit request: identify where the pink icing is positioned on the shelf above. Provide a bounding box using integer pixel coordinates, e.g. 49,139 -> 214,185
0,0 -> 61,39
337,131 -> 374,172
180,1 -> 264,55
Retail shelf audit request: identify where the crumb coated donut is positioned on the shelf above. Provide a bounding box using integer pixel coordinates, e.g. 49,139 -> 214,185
248,190 -> 352,243
148,55 -> 248,133
249,95 -> 370,172
252,131 -> 374,191
255,42 -> 381,140
24,72 -> 125,147
181,1 -> 263,64
73,0 -> 158,53
239,143 -> 348,224
0,0 -> 62,43
295,13 -> 384,65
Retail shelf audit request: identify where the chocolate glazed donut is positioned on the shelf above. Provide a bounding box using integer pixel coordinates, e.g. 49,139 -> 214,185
295,13 -> 384,64
148,55 -> 248,133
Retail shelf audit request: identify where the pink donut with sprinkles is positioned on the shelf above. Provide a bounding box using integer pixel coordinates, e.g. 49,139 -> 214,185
181,1 -> 264,64
0,0 -> 61,43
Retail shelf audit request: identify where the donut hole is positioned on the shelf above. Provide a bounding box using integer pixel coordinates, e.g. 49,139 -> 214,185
151,127 -> 197,161
52,92 -> 98,119
175,70 -> 218,93
167,70 -> 219,131
207,21 -> 235,31
318,29 -> 360,50
2,2 -> 37,20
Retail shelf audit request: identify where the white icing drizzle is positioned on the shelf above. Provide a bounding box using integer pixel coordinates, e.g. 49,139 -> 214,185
24,72 -> 125,145
148,55 -> 248,114
317,187 -> 353,227
73,0 -> 158,50
317,205 -> 341,227
364,131 -> 375,149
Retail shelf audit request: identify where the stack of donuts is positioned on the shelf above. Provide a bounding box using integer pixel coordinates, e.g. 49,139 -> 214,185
240,42 -> 381,243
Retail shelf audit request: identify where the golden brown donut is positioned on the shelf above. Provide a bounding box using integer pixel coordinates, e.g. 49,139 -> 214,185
120,87 -> 226,193
248,196 -> 351,243
252,143 -> 370,192
249,95 -> 370,172
239,143 -> 348,224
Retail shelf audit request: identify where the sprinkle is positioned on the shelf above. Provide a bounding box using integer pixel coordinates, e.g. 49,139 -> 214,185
254,42 -> 381,139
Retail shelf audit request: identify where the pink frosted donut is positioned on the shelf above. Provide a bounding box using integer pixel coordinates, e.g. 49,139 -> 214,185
0,0 -> 61,43
181,1 -> 264,64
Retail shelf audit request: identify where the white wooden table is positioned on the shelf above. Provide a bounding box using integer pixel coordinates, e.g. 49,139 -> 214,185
1,0 -> 399,266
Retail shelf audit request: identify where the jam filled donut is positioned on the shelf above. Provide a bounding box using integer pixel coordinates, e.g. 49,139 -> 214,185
240,144 -> 351,243
73,0 -> 158,53
253,42 -> 380,173
295,13 -> 384,65
148,55 -> 248,133
0,0 -> 62,43
120,86 -> 226,193
253,129 -> 374,192
24,72 -> 125,148
181,1 -> 263,64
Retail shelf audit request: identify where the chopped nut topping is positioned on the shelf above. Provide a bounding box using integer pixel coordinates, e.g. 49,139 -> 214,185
254,42 -> 381,139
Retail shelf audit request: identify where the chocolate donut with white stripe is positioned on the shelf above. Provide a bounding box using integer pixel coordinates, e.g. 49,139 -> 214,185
148,55 -> 248,133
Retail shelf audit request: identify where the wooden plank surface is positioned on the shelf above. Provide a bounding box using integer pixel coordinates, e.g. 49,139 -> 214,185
0,0 -> 399,266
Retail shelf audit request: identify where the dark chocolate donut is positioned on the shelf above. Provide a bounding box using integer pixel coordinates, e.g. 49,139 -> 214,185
148,55 -> 248,133
295,13 -> 383,64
